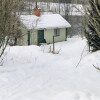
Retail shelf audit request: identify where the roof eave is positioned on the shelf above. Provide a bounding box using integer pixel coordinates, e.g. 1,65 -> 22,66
35,26 -> 71,30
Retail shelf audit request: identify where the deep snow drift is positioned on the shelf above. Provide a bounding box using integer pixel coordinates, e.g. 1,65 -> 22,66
0,37 -> 100,100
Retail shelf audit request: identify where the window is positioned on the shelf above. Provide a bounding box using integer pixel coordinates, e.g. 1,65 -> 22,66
54,29 -> 60,36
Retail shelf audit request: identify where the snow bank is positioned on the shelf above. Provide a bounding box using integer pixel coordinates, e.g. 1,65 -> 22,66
0,37 -> 100,100
48,91 -> 100,100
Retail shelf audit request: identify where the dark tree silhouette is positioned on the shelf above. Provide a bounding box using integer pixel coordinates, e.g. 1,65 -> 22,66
85,0 -> 100,51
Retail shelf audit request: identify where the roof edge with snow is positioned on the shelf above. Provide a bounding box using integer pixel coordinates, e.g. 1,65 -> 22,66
20,14 -> 71,30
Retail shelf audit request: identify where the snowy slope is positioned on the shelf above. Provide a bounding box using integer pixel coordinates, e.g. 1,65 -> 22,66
0,37 -> 100,100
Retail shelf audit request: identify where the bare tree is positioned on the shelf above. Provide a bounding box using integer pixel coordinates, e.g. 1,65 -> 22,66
0,0 -> 24,59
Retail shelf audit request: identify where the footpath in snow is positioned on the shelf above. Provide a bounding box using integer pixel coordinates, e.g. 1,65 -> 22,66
0,37 -> 100,100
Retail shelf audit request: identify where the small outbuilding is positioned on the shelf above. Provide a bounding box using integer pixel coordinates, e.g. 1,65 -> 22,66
16,3 -> 71,45
18,13 -> 71,45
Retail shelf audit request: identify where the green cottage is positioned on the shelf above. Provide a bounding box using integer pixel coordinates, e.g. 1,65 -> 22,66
17,12 -> 71,45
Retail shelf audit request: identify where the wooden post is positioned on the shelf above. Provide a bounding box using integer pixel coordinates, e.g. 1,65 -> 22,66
53,36 -> 55,54
89,42 -> 90,52
66,28 -> 67,41
28,31 -> 30,45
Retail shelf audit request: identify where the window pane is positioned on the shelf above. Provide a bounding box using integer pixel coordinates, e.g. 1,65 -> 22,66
54,29 -> 60,36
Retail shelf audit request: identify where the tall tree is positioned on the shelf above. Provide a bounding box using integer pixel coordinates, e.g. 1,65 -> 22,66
84,0 -> 100,51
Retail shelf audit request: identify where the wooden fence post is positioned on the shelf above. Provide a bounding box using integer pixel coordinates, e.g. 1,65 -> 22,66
53,36 -> 55,54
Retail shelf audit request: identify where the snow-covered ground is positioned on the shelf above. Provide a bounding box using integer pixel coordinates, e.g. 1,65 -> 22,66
0,36 -> 100,100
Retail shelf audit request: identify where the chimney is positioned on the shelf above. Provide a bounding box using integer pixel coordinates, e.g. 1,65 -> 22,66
34,1 -> 40,16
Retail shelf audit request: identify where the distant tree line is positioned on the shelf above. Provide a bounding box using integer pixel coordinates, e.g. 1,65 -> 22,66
24,0 -> 84,4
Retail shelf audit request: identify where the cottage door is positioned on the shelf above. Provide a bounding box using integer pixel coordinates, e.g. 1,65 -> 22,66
38,30 -> 44,45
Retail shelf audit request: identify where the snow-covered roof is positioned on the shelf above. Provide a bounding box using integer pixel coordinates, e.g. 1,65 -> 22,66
36,14 -> 71,29
20,15 -> 39,30
20,14 -> 71,30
